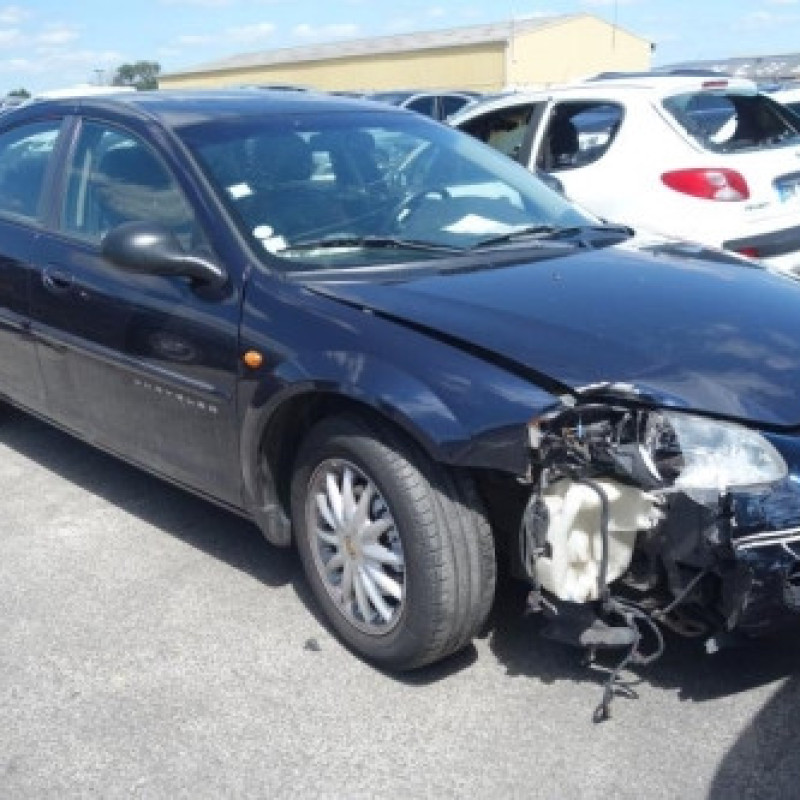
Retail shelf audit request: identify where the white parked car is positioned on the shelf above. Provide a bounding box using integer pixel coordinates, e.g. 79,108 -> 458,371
449,75 -> 800,274
367,90 -> 480,121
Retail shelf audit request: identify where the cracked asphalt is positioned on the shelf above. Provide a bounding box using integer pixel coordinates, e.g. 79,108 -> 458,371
2,406 -> 799,799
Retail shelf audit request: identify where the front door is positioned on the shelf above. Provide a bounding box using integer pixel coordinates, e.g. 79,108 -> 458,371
30,118 -> 243,506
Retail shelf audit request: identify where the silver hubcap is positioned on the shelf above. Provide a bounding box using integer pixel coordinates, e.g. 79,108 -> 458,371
306,459 -> 405,634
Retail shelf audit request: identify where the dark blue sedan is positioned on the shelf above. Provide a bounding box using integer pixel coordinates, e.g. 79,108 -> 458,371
2,91 -> 800,696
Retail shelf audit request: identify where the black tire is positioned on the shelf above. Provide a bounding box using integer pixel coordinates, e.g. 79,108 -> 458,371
290,413 -> 496,670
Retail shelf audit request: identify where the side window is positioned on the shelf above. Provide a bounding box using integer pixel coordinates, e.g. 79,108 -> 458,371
405,96 -> 437,118
0,121 -> 61,221
61,122 -> 199,249
440,95 -> 472,119
460,104 -> 537,160
537,102 -> 623,172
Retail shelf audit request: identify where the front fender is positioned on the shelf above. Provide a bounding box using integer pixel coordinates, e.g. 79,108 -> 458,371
272,350 -> 467,450
239,348 -> 551,545
236,276 -> 556,544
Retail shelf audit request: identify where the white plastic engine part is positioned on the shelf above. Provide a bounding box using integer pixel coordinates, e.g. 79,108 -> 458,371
534,478 -> 660,603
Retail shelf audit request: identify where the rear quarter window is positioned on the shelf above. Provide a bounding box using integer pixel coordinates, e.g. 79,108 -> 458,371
663,91 -> 800,152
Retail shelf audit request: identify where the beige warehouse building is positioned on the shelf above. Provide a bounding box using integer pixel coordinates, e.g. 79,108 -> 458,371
160,14 -> 652,93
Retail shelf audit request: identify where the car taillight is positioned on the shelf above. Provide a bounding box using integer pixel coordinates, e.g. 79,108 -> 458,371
661,168 -> 750,201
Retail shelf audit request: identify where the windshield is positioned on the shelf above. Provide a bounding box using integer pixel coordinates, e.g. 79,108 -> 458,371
179,110 -> 595,270
662,90 -> 800,152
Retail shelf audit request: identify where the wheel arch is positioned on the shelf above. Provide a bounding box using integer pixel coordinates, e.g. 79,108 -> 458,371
241,379 -> 472,547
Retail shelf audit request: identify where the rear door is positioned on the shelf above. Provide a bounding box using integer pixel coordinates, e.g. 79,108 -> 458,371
0,118 -> 64,413
30,115 -> 244,506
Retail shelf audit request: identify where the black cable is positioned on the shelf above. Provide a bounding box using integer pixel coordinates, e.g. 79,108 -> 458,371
652,569 -> 708,620
592,597 -> 665,722
522,468 -> 670,721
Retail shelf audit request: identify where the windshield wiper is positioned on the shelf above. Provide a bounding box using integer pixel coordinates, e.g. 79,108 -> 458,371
469,224 -> 562,249
281,235 -> 465,255
471,223 -> 634,250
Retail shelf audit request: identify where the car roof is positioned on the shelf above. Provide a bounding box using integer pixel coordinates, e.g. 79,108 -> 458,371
9,89 -> 400,129
369,90 -> 475,101
448,76 -> 758,124
567,74 -> 756,94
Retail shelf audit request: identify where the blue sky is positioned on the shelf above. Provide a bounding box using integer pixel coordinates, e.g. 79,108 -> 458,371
3,0 -> 800,94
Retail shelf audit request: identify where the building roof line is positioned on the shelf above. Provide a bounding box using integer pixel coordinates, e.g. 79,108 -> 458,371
163,14 -> 610,78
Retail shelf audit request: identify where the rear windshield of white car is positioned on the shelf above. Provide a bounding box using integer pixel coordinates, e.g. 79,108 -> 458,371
662,91 -> 800,153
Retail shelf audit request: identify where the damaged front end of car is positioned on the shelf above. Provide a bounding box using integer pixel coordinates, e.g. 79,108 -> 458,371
517,384 -> 800,720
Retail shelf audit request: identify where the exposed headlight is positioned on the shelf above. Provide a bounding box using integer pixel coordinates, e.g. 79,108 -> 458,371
644,411 -> 787,499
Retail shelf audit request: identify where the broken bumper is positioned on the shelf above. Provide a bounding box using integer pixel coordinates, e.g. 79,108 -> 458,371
523,403 -> 800,641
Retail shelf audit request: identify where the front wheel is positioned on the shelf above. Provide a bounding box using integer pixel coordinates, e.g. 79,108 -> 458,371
290,414 -> 496,670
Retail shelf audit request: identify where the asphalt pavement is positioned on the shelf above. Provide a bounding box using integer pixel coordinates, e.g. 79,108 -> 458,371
2,406 -> 799,799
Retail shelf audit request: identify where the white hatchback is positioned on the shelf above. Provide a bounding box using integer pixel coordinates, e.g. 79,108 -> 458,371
450,75 -> 800,274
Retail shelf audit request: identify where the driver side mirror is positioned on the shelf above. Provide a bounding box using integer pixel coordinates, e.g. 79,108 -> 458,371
101,221 -> 228,291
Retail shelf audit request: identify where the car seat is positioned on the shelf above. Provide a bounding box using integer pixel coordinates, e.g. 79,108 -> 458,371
242,132 -> 346,241
545,116 -> 579,170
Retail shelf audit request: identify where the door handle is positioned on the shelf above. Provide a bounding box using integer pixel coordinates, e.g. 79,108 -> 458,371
41,267 -> 74,294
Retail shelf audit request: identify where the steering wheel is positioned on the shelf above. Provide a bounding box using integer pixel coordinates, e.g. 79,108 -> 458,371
385,187 -> 451,232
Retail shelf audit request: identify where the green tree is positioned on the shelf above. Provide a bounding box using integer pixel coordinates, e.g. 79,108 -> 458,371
112,61 -> 160,91
8,87 -> 30,98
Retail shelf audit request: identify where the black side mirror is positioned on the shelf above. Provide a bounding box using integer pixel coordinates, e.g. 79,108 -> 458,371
101,221 -> 228,291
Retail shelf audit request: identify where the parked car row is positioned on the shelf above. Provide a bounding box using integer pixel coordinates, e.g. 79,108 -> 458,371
234,85 -> 483,121
365,90 -> 480,121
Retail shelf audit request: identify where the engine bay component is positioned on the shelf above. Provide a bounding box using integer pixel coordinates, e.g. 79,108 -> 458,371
533,477 -> 660,603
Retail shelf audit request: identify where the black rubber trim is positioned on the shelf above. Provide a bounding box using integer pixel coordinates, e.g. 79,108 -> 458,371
723,223 -> 800,259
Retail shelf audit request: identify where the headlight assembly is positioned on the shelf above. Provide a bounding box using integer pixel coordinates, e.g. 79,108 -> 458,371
644,410 -> 788,499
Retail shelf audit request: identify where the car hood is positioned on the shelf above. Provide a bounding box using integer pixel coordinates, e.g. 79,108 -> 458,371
308,246 -> 800,428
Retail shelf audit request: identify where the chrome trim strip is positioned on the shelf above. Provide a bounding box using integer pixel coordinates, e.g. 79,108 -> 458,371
733,526 -> 800,551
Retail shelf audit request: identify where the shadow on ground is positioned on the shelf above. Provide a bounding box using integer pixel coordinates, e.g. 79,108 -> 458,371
0,408 -> 476,683
486,564 -> 800,703
1,407 -> 299,591
707,675 -> 800,799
